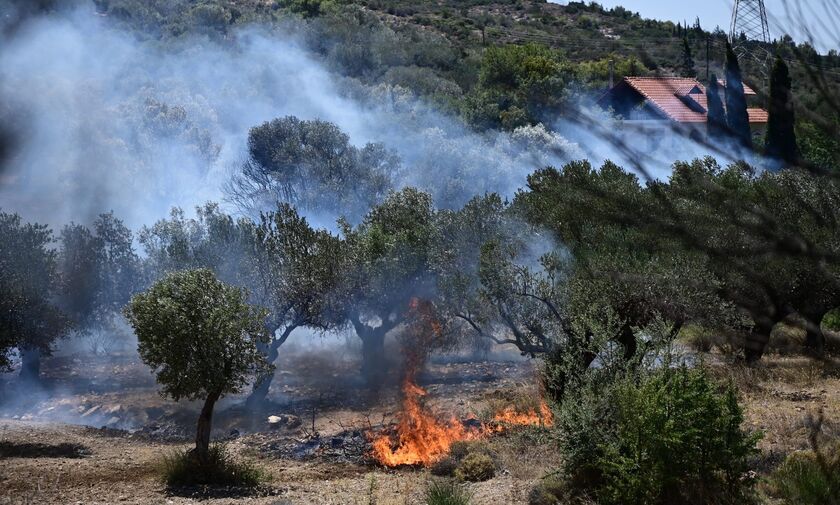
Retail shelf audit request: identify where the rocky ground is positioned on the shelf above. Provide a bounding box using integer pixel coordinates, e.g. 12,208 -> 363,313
0,342 -> 838,505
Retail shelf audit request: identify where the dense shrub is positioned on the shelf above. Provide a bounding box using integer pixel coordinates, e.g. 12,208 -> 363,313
527,476 -> 568,505
454,452 -> 495,482
425,479 -> 472,505
430,456 -> 458,477
559,366 -> 760,505
159,444 -> 266,487
771,444 -> 840,505
824,308 -> 840,332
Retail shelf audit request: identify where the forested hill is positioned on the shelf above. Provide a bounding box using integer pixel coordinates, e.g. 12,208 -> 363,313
8,0 -> 840,167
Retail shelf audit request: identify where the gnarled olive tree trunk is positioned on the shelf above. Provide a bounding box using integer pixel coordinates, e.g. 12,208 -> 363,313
351,314 -> 398,388
195,389 -> 221,458
246,325 -> 295,410
802,310 -> 827,357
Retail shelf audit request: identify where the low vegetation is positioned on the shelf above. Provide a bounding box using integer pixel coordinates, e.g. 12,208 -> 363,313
557,365 -> 760,505
159,444 -> 266,487
425,479 -> 472,505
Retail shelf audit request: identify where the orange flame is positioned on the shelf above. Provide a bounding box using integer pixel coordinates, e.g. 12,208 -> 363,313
491,400 -> 554,428
371,378 -> 482,467
369,298 -> 553,467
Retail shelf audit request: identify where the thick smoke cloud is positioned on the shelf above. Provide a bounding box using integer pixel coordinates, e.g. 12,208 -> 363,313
0,6 -> 584,230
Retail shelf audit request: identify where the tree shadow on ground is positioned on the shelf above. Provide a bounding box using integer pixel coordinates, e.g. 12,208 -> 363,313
0,441 -> 91,458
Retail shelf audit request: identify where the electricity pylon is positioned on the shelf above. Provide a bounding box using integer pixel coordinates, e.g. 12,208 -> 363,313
730,0 -> 772,72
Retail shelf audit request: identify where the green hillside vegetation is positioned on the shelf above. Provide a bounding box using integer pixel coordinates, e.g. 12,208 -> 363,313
90,0 -> 840,168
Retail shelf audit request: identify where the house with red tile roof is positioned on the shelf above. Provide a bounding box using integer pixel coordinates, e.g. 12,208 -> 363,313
597,77 -> 768,142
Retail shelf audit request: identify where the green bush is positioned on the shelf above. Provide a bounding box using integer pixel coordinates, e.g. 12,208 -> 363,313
454,452 -> 495,482
528,476 -> 567,505
771,445 -> 840,505
559,366 -> 760,505
824,308 -> 840,332
159,444 -> 266,487
425,479 -> 472,505
679,324 -> 716,353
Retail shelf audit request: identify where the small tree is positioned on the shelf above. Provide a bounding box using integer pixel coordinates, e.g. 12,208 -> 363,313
124,269 -> 270,457
765,56 -> 799,165
725,43 -> 752,149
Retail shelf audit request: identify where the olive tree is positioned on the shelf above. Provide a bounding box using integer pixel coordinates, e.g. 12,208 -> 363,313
227,116 -> 398,222
0,211 -> 69,378
124,269 -> 270,457
244,203 -> 345,407
338,188 -> 437,386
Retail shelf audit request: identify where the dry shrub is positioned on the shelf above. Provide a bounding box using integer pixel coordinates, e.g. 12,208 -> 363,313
454,452 -> 495,482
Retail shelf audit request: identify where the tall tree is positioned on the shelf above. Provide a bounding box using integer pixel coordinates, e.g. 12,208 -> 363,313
764,56 -> 799,165
228,117 -> 397,221
681,37 -> 697,78
725,43 -> 752,149
339,188 -> 437,387
706,74 -> 727,141
244,204 -> 344,407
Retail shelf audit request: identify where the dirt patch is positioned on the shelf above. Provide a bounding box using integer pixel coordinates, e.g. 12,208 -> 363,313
0,441 -> 91,459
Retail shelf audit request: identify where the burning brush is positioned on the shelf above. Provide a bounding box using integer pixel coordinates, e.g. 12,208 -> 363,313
368,298 -> 553,468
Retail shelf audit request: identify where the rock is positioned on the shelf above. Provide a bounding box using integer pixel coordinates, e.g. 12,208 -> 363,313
81,405 -> 101,417
267,414 -> 302,430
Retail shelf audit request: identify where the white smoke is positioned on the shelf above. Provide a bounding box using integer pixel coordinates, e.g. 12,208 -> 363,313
0,5 -> 584,230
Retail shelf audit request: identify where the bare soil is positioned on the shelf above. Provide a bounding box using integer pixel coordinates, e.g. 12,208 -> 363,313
1,344 -> 838,505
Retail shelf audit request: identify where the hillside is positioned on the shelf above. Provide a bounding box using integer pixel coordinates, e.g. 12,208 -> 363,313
70,0 -> 835,163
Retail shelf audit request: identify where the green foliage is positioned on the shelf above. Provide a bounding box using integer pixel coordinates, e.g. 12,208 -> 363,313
575,54 -> 647,88
424,479 -> 472,505
454,452 -> 495,482
124,268 -> 270,402
771,445 -> 840,505
232,116 -> 398,222
464,43 -> 572,129
765,56 -> 799,165
559,366 -> 760,505
725,43 -> 752,148
797,119 -> 840,173
824,309 -> 840,332
527,476 -> 567,505
59,213 -> 141,336
159,444 -> 266,487
680,37 -> 696,78
278,0 -> 336,18
0,211 -> 69,371
706,74 -> 727,141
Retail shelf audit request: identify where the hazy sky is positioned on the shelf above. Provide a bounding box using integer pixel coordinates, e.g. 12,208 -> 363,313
551,0 -> 838,52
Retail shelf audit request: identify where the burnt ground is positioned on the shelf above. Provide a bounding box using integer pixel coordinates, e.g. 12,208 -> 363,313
0,340 -> 839,504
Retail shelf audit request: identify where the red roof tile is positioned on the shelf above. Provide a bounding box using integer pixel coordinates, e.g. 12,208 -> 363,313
619,77 -> 767,124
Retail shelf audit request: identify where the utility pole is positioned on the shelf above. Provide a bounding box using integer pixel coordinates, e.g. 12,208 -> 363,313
609,59 -> 615,88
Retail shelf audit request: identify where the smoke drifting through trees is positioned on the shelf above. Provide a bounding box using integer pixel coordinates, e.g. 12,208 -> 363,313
0,5 -> 583,231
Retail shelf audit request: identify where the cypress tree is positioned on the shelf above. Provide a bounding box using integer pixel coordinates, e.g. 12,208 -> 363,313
706,74 -> 727,141
725,43 -> 752,148
681,37 -> 697,78
765,56 -> 799,164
